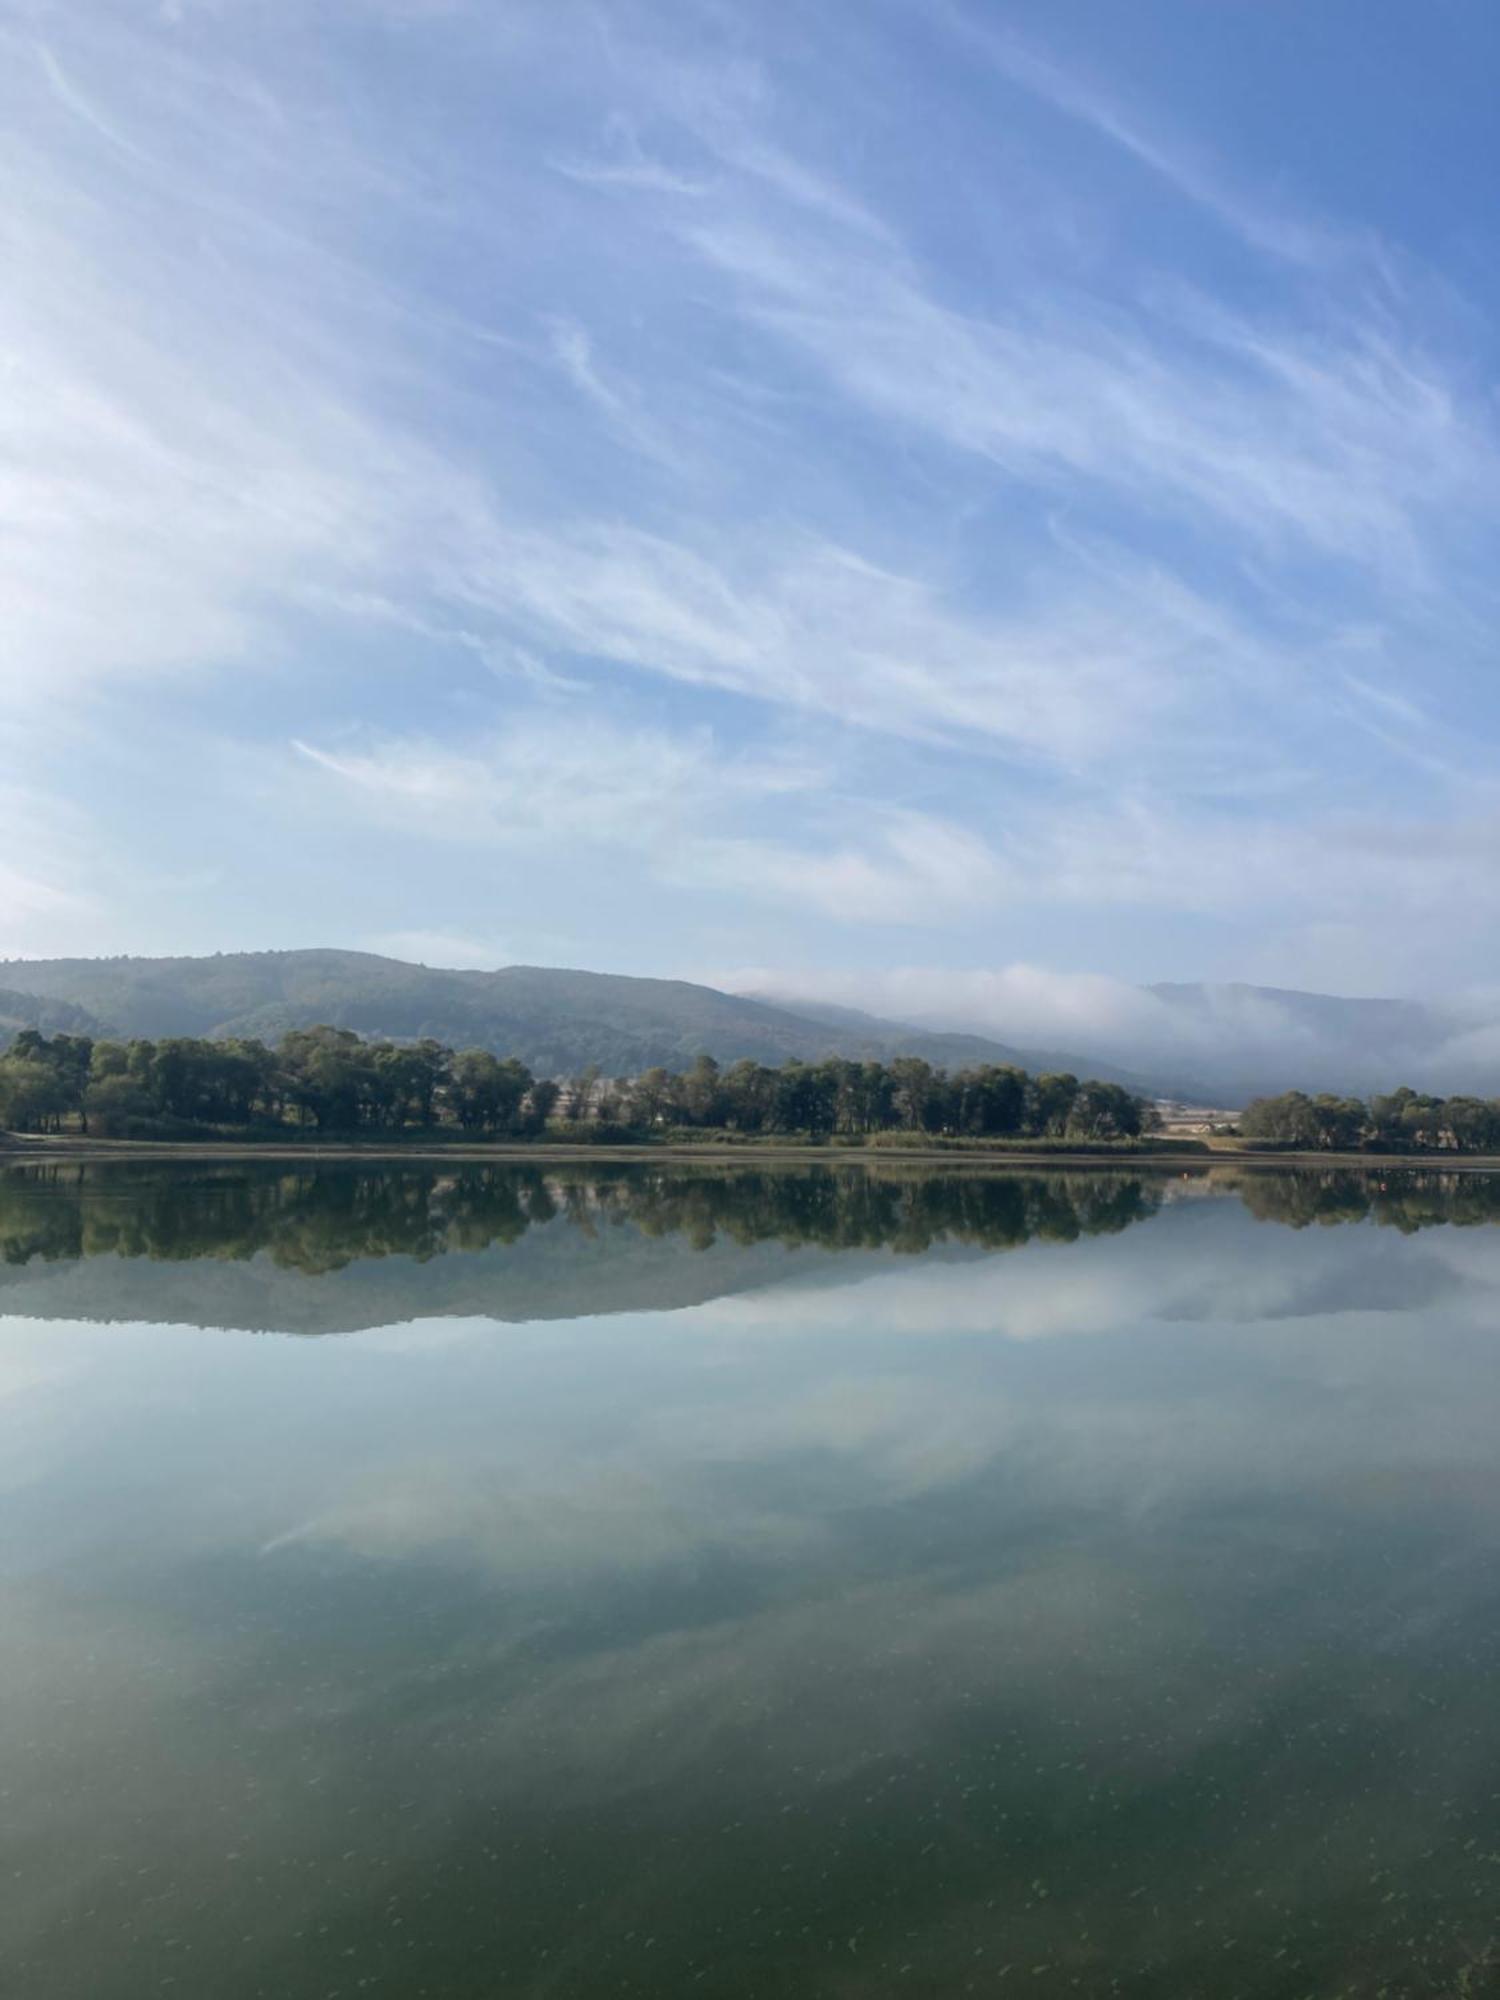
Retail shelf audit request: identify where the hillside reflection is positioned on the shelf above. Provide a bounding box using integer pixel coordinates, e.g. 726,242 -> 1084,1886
5,1159 -> 1500,1338
0,1159 -> 1168,1272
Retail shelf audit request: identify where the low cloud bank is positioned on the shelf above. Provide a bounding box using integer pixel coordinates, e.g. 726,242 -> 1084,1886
716,966 -> 1500,1103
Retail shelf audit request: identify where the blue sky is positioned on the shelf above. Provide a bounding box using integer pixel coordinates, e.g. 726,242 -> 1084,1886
4,0 -> 1500,1033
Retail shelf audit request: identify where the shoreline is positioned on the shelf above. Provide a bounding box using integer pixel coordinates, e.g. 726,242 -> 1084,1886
7,1134 -> 1500,1172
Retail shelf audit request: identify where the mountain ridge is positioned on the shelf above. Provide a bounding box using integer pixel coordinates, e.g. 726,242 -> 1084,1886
11,950 -> 1485,1103
723,977 -> 1500,1104
0,986 -> 113,1043
0,949 -> 1139,1086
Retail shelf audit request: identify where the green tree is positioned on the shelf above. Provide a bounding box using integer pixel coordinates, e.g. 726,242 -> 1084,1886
680,1053 -> 723,1127
519,1077 -> 561,1135
449,1050 -> 533,1133
278,1027 -> 374,1131
1067,1080 -> 1145,1140
888,1057 -> 942,1133
0,1056 -> 66,1133
1028,1072 -> 1079,1138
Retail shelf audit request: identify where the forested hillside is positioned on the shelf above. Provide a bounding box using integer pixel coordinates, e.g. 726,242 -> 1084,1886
0,950 -> 1124,1082
0,988 -> 111,1045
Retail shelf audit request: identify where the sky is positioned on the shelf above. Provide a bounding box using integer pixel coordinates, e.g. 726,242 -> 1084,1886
4,0 -> 1500,1022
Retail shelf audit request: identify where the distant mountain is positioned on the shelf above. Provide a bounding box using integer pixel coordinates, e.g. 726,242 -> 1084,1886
0,986 -> 113,1049
0,1190 -> 912,1336
758,978 -> 1500,1107
1148,982 -> 1436,1051
748,995 -> 1151,1091
1140,983 -> 1466,1103
18,951 -> 1477,1102
0,950 -> 1127,1081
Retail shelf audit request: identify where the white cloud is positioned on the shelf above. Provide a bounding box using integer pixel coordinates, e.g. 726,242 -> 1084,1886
713,952 -> 1500,1094
3,0 -> 1499,982
1014,797 -> 1500,939
292,715 -> 816,842
444,524 -> 1255,769
683,215 -> 1493,579
682,809 -> 1010,922
939,9 -> 1353,268
0,774 -> 105,958
0,96 -> 446,696
719,961 -> 1184,1054
550,112 -> 714,198
0,44 -> 1251,791
543,315 -> 685,468
291,720 -> 1011,925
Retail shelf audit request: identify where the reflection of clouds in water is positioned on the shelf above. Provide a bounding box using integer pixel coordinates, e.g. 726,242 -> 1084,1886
0,1340 -> 83,1417
10,1167 -> 1500,1346
9,1502 -> 1490,1999
1404,1220 -> 1500,1291
696,1199 -> 1474,1341
10,1197 -> 1500,1594
9,1195 -> 1500,1600
261,1452 -> 826,1578
10,1197 -> 1500,1992
242,1207 -> 1500,1585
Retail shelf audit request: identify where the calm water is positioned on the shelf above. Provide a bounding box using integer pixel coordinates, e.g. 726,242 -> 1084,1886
5,1160 -> 1500,1998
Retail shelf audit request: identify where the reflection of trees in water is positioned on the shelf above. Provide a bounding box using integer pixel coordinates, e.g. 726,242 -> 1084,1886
0,1163 -> 548,1273
1230,1170 -> 1500,1233
608,1166 -> 1159,1254
0,1162 -> 1162,1271
8,1161 -> 1499,1272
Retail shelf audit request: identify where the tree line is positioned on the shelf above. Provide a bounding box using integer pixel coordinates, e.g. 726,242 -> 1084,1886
1239,1086 -> 1500,1153
0,1026 -> 1155,1144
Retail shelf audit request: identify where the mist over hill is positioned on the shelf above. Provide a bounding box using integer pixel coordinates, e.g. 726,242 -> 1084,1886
0,950 -> 1134,1085
736,972 -> 1500,1105
9,951 -> 1499,1104
1141,984 -> 1455,1103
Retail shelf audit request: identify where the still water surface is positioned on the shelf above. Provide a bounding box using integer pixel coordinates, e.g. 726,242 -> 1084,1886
4,1159 -> 1500,1997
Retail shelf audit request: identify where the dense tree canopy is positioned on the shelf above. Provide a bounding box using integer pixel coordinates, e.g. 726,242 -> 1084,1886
0,1027 -> 1155,1145
1239,1087 -> 1500,1153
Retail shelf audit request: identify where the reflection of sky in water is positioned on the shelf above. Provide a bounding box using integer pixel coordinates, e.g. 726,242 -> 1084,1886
5,1173 -> 1500,1996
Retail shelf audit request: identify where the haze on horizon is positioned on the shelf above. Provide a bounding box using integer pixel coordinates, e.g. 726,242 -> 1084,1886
5,0 -> 1500,1050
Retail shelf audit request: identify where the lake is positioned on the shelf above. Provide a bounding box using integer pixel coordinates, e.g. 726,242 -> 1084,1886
4,1158 -> 1500,1998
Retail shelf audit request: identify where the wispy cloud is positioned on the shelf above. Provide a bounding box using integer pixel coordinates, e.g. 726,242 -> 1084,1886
681,810 -> 1011,923
681,215 -> 1494,578
290,718 -> 1008,925
442,525 -> 1245,768
936,8 -> 1352,268
551,115 -> 712,198
289,720 -> 778,847
543,315 -> 685,468
3,0 -> 1499,989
